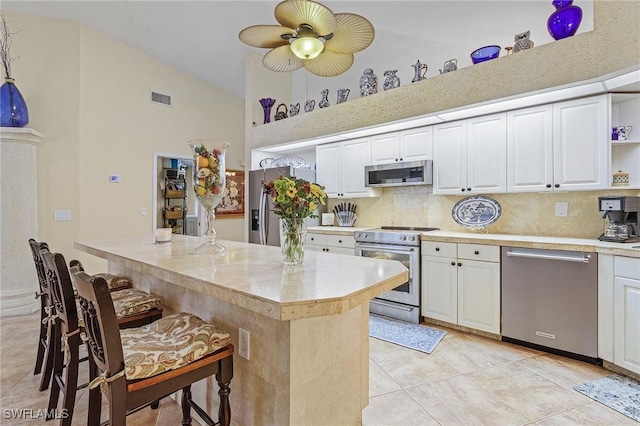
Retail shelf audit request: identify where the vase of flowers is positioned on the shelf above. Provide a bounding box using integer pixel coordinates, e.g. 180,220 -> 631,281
263,176 -> 327,265
188,139 -> 229,254
0,12 -> 29,128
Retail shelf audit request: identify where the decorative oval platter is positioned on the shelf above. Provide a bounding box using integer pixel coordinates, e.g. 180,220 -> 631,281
270,156 -> 306,168
452,195 -> 502,228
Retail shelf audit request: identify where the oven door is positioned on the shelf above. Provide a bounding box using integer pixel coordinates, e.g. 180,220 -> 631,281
355,242 -> 419,306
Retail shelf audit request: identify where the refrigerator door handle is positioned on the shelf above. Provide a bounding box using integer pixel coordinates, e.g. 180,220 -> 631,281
259,190 -> 267,245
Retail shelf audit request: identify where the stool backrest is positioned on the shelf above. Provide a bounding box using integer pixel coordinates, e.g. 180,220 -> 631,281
40,249 -> 79,334
28,239 -> 50,298
72,271 -> 125,379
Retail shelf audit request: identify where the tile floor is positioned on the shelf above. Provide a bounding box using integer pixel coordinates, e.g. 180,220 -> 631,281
1,312 -> 637,425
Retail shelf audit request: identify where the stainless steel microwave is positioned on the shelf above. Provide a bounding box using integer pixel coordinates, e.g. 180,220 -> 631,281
365,160 -> 433,187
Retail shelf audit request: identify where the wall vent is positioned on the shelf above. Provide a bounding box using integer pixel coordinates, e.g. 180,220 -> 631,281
150,90 -> 172,107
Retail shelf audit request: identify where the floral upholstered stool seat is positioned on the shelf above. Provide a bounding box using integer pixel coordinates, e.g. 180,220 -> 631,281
74,288 -> 163,328
119,312 -> 231,380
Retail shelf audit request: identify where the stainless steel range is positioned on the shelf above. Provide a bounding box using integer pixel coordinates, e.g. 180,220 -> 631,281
355,226 -> 438,323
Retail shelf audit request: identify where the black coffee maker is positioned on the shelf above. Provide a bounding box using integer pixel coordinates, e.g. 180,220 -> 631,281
598,196 -> 640,242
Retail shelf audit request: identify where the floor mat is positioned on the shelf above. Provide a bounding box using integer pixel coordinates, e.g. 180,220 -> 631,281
573,374 -> 640,422
369,314 -> 446,354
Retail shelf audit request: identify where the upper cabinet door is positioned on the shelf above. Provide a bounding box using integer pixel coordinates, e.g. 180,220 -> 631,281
371,133 -> 400,164
507,105 -> 554,192
553,95 -> 608,191
467,113 -> 507,194
316,143 -> 341,197
433,121 -> 467,194
342,138 -> 373,197
400,127 -> 433,162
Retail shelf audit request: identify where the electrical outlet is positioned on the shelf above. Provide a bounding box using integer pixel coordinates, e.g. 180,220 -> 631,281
140,208 -> 147,216
555,202 -> 568,217
238,328 -> 250,360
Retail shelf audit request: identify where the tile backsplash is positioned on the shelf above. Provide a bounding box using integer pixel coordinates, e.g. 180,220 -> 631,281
329,187 -> 640,239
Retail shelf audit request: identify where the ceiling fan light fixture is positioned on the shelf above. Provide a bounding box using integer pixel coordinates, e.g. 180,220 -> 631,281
290,36 -> 324,59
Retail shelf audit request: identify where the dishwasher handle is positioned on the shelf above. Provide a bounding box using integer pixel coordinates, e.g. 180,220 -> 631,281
505,248 -> 591,263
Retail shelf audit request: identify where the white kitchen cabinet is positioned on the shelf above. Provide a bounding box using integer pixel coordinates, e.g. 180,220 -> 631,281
552,95 -> 608,191
433,113 -> 506,195
507,104 -> 554,192
421,241 -> 501,334
507,95 -> 607,192
371,127 -> 433,165
316,138 -> 381,198
306,232 -> 355,255
614,256 -> 640,374
610,93 -> 640,188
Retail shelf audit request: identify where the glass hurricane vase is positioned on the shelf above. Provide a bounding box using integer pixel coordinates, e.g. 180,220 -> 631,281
189,139 -> 230,254
280,219 -> 307,265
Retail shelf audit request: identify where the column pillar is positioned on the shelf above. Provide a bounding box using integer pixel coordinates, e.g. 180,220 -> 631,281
1,127 -> 42,316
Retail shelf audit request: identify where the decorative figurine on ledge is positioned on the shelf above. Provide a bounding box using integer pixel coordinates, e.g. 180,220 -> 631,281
411,60 -> 428,82
359,68 -> 378,97
383,70 -> 401,91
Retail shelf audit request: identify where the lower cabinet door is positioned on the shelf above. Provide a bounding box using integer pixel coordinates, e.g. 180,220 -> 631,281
614,276 -> 640,374
421,256 -> 457,324
457,260 -> 500,334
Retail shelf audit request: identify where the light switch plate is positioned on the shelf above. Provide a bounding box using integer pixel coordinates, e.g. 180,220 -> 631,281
555,202 -> 568,217
54,210 -> 71,221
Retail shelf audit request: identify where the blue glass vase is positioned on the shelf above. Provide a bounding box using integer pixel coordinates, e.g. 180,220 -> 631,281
547,0 -> 583,40
0,78 -> 29,127
259,98 -> 275,124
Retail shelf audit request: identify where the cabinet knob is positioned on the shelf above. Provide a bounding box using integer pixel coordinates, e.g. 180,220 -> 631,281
467,188 -> 472,192
399,158 -> 403,161
451,261 -> 456,266
546,184 -> 552,188
395,158 -> 398,162
554,184 -> 560,188
338,239 -> 342,243
435,247 -> 440,251
474,250 -> 479,255
311,237 -> 315,241
461,188 -> 466,192
458,262 -> 462,267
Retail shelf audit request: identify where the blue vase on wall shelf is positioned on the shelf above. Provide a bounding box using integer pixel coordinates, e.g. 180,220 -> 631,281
547,0 -> 583,40
259,97 -> 275,124
0,78 -> 29,127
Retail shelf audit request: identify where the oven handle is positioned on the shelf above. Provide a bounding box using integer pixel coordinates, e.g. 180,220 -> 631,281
356,243 -> 417,254
370,299 -> 413,312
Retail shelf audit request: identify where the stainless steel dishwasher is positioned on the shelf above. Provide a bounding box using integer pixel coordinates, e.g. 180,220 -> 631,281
501,247 -> 599,363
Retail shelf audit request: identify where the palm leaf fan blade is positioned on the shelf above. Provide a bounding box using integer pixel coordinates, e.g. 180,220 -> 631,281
263,45 -> 305,73
304,51 -> 354,77
324,13 -> 375,54
274,0 -> 337,36
239,25 -> 293,48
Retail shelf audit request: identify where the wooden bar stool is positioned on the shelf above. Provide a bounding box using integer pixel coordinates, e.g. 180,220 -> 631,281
41,250 -> 83,425
73,270 -> 234,426
28,239 -> 55,392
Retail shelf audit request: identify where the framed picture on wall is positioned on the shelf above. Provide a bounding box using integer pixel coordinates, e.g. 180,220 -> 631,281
216,170 -> 245,217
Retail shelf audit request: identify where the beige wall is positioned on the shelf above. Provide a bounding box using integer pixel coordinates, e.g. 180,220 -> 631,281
6,11 -> 245,272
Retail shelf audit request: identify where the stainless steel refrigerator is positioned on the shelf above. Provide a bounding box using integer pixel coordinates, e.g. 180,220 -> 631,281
248,166 -> 323,246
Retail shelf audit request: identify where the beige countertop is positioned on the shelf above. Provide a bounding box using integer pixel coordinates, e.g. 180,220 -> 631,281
74,234 -> 408,321
420,230 -> 640,258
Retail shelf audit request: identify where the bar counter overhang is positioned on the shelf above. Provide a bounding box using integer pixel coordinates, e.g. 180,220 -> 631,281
74,235 -> 408,425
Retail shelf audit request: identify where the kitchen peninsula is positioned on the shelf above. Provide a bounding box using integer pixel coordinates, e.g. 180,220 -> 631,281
74,235 -> 408,425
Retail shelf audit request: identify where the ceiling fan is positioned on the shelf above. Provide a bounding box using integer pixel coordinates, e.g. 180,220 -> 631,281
238,0 -> 375,77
